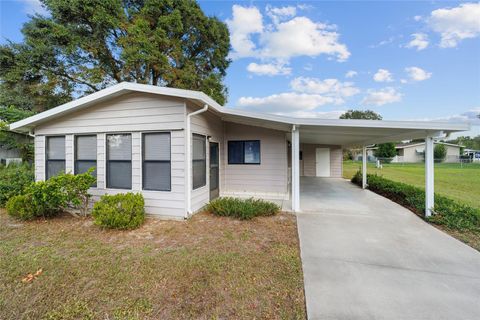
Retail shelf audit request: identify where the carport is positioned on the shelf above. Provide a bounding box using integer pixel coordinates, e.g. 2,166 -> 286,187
288,119 -> 469,216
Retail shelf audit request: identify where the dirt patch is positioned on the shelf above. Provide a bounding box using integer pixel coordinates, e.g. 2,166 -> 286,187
0,209 -> 305,319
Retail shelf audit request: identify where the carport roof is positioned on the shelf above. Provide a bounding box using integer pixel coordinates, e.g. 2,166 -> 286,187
9,82 -> 469,146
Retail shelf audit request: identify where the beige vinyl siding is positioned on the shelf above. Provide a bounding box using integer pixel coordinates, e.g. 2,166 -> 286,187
224,122 -> 288,198
300,144 -> 343,178
35,92 -> 186,135
34,93 -> 187,219
34,135 -> 45,181
187,104 -> 224,213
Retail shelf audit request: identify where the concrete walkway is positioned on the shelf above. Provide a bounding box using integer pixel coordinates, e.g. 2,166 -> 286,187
297,177 -> 480,320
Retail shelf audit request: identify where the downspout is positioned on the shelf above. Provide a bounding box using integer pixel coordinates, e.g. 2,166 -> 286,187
186,104 -> 209,217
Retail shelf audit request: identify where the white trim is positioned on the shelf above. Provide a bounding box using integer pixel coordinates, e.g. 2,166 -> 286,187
362,146 -> 367,189
9,82 -> 470,134
291,125 -> 300,212
425,136 -> 435,217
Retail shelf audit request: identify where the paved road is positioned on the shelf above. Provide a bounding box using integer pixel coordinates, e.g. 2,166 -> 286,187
297,178 -> 480,320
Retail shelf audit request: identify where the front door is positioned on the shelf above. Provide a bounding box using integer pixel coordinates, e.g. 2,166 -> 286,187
315,148 -> 330,177
209,142 -> 219,200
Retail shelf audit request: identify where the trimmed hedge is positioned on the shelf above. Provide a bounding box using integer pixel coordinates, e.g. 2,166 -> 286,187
207,197 -> 280,220
352,171 -> 480,232
92,193 -> 145,229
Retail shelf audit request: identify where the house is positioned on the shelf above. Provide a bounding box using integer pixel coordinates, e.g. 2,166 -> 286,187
10,82 -> 469,218
392,141 -> 463,163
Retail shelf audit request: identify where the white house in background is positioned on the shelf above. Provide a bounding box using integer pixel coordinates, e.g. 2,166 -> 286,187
392,141 -> 463,163
9,82 -> 469,218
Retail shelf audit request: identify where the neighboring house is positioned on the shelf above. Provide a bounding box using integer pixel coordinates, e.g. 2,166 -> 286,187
10,82 -> 468,219
393,142 -> 462,163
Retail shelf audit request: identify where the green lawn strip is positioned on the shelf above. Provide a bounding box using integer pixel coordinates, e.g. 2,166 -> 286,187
351,171 -> 480,251
344,161 -> 480,209
0,211 -> 305,319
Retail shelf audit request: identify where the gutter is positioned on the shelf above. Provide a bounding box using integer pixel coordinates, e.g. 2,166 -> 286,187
185,104 -> 209,217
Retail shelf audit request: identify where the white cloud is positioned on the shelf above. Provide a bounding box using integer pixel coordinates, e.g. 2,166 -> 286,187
414,15 -> 423,22
345,70 -> 357,78
227,5 -> 350,62
246,62 -> 291,76
20,0 -> 48,15
290,77 -> 360,102
236,76 -> 359,115
362,87 -> 402,106
405,67 -> 432,82
237,92 -> 337,113
226,5 -> 263,58
428,107 -> 480,124
373,69 -> 394,82
266,5 -> 297,24
260,17 -> 350,61
428,2 -> 480,48
405,33 -> 429,50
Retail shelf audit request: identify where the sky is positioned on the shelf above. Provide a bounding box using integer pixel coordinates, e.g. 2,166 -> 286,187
1,0 -> 479,137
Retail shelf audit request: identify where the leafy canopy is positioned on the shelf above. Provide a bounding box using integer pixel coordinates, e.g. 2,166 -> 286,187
374,142 -> 396,159
0,0 -> 231,111
339,109 -> 383,120
434,144 -> 447,161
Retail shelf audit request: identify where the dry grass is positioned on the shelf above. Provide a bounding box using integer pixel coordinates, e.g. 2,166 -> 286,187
0,209 -> 305,319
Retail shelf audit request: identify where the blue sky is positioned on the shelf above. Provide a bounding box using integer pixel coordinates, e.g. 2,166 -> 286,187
1,0 -> 479,136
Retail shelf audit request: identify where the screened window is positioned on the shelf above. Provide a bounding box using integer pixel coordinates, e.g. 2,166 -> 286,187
107,134 -> 132,189
143,132 -> 171,191
75,135 -> 97,185
46,136 -> 65,179
192,134 -> 206,189
228,140 -> 260,164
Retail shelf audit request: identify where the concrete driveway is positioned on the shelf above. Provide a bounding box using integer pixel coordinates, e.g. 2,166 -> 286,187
297,177 -> 480,320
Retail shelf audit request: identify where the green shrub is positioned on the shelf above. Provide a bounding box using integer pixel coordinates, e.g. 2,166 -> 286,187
92,193 -> 145,229
0,163 -> 34,207
207,197 -> 280,220
6,194 -> 36,220
5,170 -> 96,220
352,171 -> 480,232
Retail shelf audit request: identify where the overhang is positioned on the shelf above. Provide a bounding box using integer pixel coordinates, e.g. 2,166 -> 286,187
9,82 -> 470,146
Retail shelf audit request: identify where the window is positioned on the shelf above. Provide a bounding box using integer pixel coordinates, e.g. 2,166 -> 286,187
143,132 -> 171,191
228,140 -> 260,164
46,136 -> 65,179
192,134 -> 206,189
107,134 -> 132,189
75,135 -> 97,186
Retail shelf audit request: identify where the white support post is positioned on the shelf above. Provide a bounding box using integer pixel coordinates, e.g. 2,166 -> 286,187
362,146 -> 367,189
425,136 -> 435,217
291,126 -> 300,212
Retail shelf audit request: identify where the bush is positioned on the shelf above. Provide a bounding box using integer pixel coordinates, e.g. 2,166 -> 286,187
352,171 -> 480,232
374,142 -> 396,160
92,193 -> 145,229
5,169 -> 96,220
0,163 -> 34,207
6,194 -> 36,220
434,144 -> 447,162
207,197 -> 280,220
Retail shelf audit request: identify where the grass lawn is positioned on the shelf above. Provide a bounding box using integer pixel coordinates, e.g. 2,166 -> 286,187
0,210 -> 305,319
343,161 -> 480,209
